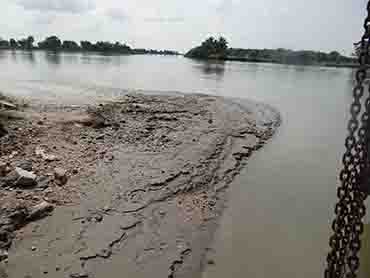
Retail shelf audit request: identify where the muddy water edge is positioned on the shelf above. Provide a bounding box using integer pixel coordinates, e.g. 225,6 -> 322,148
0,93 -> 280,278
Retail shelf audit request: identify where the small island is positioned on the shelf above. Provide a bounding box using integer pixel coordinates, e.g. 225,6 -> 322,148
185,36 -> 357,67
0,35 -> 180,56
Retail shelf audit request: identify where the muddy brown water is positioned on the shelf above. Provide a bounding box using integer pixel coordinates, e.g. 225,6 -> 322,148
0,50 -> 369,277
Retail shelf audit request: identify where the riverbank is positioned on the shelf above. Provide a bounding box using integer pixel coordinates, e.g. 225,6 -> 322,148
186,56 -> 358,68
223,57 -> 357,68
0,92 -> 280,278
0,48 -> 180,57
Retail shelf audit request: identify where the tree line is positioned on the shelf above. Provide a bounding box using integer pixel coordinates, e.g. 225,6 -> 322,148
185,37 -> 228,59
0,35 -> 179,55
185,37 -> 357,66
227,48 -> 356,65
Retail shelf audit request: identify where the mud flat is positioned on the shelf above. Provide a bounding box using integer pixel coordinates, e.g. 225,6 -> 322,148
0,92 -> 280,278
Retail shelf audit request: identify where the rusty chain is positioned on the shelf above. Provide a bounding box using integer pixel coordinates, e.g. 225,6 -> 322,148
325,2 -> 370,278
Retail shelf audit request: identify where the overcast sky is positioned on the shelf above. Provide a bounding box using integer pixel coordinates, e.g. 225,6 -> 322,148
0,0 -> 366,54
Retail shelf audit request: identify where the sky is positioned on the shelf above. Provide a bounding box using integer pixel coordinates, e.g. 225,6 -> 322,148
0,0 -> 367,54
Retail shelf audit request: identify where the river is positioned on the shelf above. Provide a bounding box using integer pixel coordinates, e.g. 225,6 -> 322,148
0,50 -> 367,277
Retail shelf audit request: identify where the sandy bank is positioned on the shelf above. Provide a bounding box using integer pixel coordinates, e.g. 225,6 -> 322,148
0,92 -> 280,278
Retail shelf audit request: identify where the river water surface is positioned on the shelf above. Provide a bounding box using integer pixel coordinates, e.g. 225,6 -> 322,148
0,51 -> 367,277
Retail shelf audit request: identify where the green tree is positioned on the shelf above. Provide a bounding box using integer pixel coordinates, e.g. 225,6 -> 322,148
248,50 -> 259,60
9,39 -> 17,49
38,36 -> 62,51
216,36 -> 228,55
185,36 -> 229,59
62,40 -> 80,51
80,41 -> 93,51
17,39 -> 27,49
26,36 -> 34,49
0,39 -> 9,49
328,51 -> 341,62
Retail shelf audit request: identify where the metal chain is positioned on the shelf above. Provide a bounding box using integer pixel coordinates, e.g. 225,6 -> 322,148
325,2 -> 370,277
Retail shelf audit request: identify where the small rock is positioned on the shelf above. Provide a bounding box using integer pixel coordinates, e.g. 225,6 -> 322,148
207,259 -> 215,265
32,196 -> 40,202
56,266 -> 61,271
44,188 -> 53,194
54,168 -> 68,185
208,119 -> 213,124
35,147 -> 57,162
16,160 -> 33,171
8,208 -> 28,227
9,151 -> 18,159
45,154 -> 57,161
96,134 -> 105,140
0,100 -> 16,110
31,246 -> 37,251
0,123 -> 7,137
112,122 -> 120,130
103,206 -> 110,212
70,271 -> 89,278
38,176 -> 51,189
106,154 -> 114,161
35,147 -> 44,157
94,214 -> 103,222
37,120 -> 44,125
72,168 -> 79,175
15,167 -> 37,187
208,200 -> 216,207
27,201 -> 54,221
0,162 -> 7,177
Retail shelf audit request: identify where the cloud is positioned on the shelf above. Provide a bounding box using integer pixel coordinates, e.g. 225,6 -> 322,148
33,14 -> 55,25
215,0 -> 234,13
17,0 -> 96,14
105,8 -> 128,23
0,0 -> 363,53
143,17 -> 185,23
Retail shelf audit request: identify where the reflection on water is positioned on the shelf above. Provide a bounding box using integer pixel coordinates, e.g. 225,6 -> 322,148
10,50 -> 17,62
197,60 -> 226,76
0,50 -> 35,65
44,51 -> 61,65
0,50 -> 364,278
24,51 -> 35,64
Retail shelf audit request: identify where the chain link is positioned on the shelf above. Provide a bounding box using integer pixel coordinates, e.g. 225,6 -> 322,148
325,2 -> 370,277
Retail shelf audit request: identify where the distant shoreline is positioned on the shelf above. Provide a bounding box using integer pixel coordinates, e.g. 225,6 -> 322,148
184,37 -> 357,69
0,35 -> 180,56
0,49 -> 358,68
0,48 -> 180,56
186,56 -> 358,68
